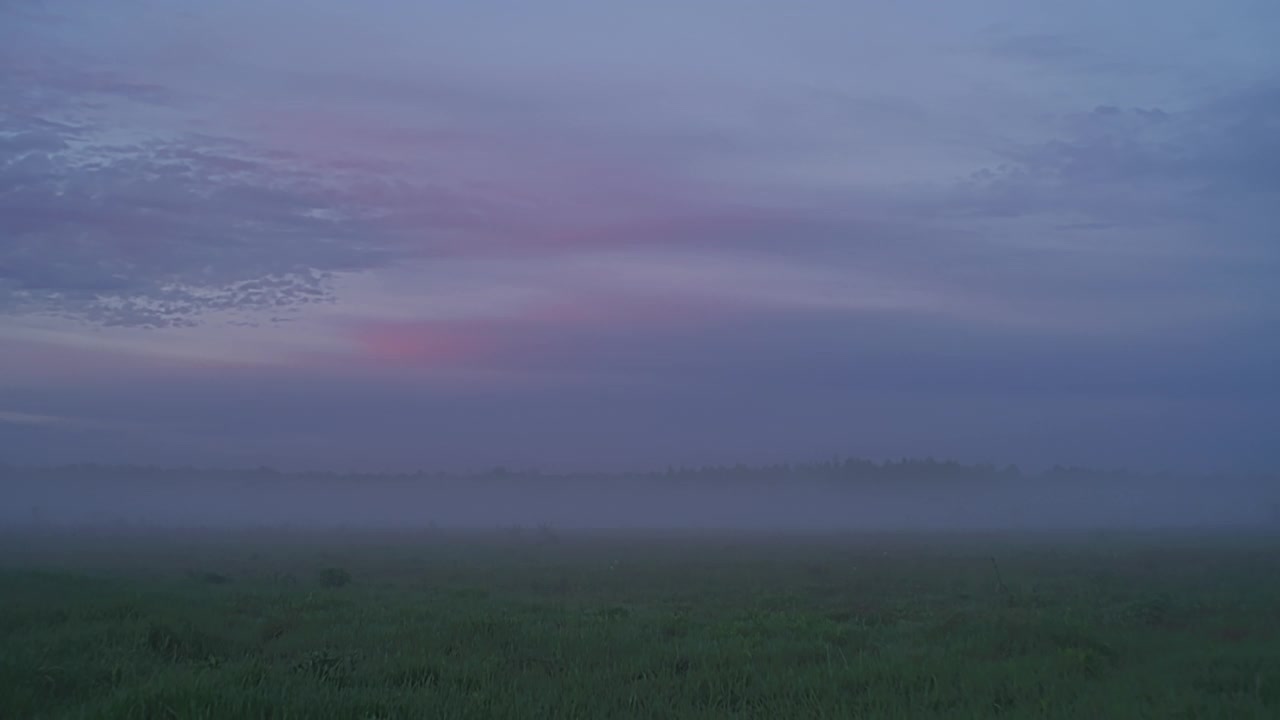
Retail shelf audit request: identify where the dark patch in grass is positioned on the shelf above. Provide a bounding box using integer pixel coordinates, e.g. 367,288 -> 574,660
690,671 -> 756,712
1119,593 -> 1204,630
237,660 -> 271,689
802,562 -> 832,580
189,570 -> 232,585
317,567 -> 352,588
0,661 -> 64,707
598,605 -> 630,621
258,618 -> 291,643
97,603 -> 145,622
452,587 -> 489,602
661,614 -> 691,638
451,672 -> 486,694
532,574 -> 572,595
984,617 -> 1118,672
989,685 -> 1022,714
454,617 -> 507,640
293,649 -> 356,685
513,654 -> 561,675
925,610 -> 970,639
145,622 -> 223,663
1058,645 -> 1115,678
1190,661 -> 1270,699
840,603 -> 900,627
1217,626 -> 1254,643
1127,595 -> 1174,627
389,665 -> 442,689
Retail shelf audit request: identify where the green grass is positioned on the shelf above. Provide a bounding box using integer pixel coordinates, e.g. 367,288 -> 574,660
2,528 -> 1279,719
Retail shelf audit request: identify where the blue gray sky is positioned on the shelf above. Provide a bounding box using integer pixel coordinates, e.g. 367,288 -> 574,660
2,0 -> 1277,472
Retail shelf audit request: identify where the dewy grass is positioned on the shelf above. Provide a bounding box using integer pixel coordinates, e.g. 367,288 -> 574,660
2,529 -> 1279,719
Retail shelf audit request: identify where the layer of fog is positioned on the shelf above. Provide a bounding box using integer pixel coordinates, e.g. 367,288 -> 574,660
3,464 -> 1278,532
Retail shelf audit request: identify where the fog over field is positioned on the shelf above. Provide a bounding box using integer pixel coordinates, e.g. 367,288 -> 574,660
4,463 -> 1276,531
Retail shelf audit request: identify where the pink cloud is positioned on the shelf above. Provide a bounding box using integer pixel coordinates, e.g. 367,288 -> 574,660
230,102 -> 778,258
353,321 -> 496,368
343,287 -> 732,375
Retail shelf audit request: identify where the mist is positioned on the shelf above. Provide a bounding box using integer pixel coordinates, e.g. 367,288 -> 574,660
4,462 -> 1277,533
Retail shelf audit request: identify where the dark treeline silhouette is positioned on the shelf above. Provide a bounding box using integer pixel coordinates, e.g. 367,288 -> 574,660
1,458 -> 1276,531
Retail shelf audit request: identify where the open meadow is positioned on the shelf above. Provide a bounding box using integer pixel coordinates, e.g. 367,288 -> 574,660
2,528 -> 1279,719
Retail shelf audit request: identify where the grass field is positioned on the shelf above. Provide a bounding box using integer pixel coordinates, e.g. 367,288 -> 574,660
2,528 -> 1279,719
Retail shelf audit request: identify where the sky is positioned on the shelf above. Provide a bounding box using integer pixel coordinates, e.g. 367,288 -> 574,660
1,0 -> 1278,473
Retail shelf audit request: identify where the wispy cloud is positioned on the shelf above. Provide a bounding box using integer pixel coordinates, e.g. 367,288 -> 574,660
0,410 -> 67,426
